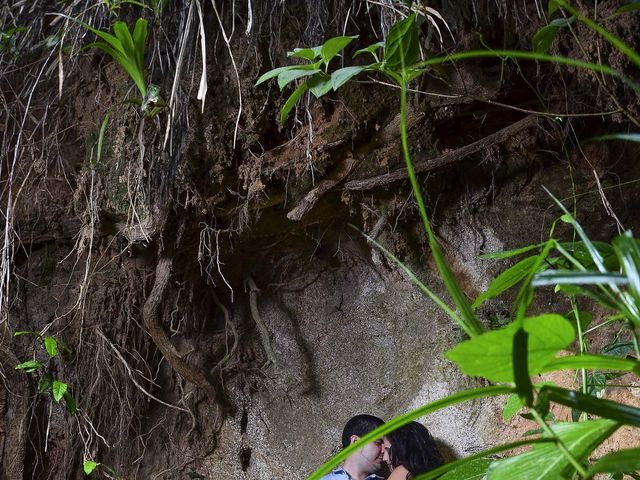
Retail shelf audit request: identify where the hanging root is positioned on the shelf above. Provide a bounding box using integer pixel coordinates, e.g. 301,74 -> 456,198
244,276 -> 276,366
143,257 -> 222,422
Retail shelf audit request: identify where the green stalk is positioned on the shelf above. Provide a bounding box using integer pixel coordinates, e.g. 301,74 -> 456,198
398,76 -> 484,338
571,297 -> 588,398
530,409 -> 589,478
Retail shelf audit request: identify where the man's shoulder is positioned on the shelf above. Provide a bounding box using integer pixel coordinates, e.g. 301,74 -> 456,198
319,468 -> 349,479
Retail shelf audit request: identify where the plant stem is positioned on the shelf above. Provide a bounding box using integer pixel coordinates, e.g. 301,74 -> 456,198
398,75 -> 484,337
530,409 -> 589,478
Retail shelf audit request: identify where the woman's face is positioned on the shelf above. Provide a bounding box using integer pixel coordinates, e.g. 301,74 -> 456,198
382,437 -> 393,470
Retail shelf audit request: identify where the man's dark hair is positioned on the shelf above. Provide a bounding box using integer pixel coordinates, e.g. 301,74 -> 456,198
341,414 -> 384,448
387,422 -> 443,476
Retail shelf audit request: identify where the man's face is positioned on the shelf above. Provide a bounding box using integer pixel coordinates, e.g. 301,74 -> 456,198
351,435 -> 386,473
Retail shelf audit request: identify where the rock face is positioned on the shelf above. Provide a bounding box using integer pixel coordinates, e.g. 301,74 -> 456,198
2,0 -> 640,478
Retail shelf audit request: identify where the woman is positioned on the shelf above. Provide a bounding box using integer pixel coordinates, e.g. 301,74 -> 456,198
383,422 -> 443,479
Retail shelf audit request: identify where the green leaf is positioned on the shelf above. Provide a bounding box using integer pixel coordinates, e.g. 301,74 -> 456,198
38,373 -> 54,392
15,360 -> 43,372
480,243 -> 543,260
543,385 -> 640,426
487,420 -> 619,480
354,41 -> 384,59
548,0 -> 560,16
503,394 -> 523,421
446,314 -> 575,382
320,35 -> 357,66
532,270 -> 627,286
532,25 -> 562,53
287,46 -> 322,61
279,81 -> 308,125
384,13 -> 419,69
63,391 -> 77,415
473,256 -> 539,308
83,460 -> 99,475
587,133 -> 640,143
308,385 -> 513,479
586,448 -> 640,478
307,74 -> 333,98
277,68 -> 321,89
436,458 -> 492,480
255,65 -> 296,85
615,3 -> 640,15
513,329 -> 534,407
601,341 -> 634,358
541,354 -> 640,374
14,330 -> 37,336
613,231 -> 640,299
44,336 -> 58,358
52,381 -> 67,402
131,18 -> 148,73
331,66 -> 367,91
568,309 -> 593,331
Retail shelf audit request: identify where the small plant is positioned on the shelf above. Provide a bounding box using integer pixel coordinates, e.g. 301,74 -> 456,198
0,26 -> 27,57
62,14 -> 165,116
14,331 -> 77,414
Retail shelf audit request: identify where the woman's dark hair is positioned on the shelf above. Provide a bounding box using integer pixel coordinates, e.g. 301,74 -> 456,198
387,422 -> 443,476
341,414 -> 384,448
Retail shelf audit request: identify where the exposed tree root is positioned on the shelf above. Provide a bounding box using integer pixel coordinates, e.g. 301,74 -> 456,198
245,277 -> 276,366
143,257 -> 222,417
343,115 -> 538,191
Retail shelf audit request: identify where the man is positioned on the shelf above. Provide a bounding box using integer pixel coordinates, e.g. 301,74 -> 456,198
321,414 -> 387,480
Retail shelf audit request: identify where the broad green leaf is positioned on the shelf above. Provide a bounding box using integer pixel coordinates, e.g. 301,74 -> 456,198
503,394 -> 523,421
83,460 -> 99,475
473,256 -> 539,308
320,35 -> 357,65
533,25 -> 561,53
255,65 -> 296,85
541,354 -> 640,374
548,0 -> 560,16
487,420 -> 619,480
308,386 -> 513,479
113,21 -> 135,60
44,336 -> 58,358
588,133 -> 640,143
38,373 -> 54,392
446,314 -> 575,382
430,458 -> 492,480
354,41 -> 384,59
419,439 -> 555,480
15,360 -> 43,372
384,13 -> 419,69
307,74 -> 333,98
277,68 -> 321,89
131,18 -> 148,73
480,243 -> 543,260
586,448 -> 640,478
331,66 -> 366,90
542,386 -> 640,426
532,270 -> 627,286
52,381 -> 67,402
63,391 -> 77,415
279,81 -> 308,125
287,46 -> 322,61
60,15 -> 125,55
601,341 -> 634,357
